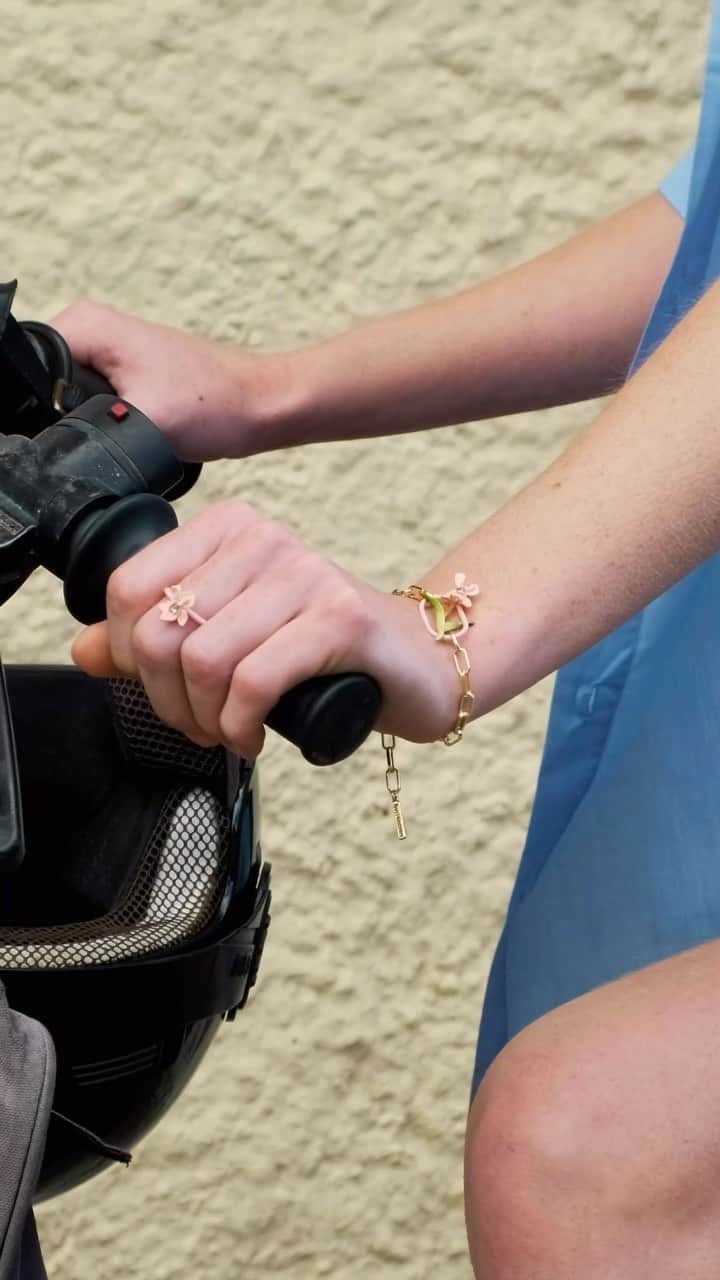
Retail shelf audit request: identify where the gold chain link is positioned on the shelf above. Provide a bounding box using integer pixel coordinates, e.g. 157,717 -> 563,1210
382,733 -> 407,840
383,584 -> 477,838
442,636 -> 475,745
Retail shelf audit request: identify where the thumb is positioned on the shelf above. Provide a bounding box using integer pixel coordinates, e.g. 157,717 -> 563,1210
51,300 -> 124,378
71,622 -> 125,677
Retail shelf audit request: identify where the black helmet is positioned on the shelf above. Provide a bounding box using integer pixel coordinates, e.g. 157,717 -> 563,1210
0,661 -> 271,1202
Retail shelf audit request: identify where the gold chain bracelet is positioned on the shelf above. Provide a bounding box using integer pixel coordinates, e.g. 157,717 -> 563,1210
384,575 -> 478,839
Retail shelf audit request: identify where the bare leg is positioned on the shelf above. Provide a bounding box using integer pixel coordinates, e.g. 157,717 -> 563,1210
465,938 -> 720,1279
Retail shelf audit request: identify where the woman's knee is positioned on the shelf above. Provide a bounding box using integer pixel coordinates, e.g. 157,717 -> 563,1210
464,1025 -> 593,1278
464,982 -> 720,1280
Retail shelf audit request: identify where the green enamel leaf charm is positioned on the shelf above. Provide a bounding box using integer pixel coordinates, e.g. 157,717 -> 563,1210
422,591 -> 448,636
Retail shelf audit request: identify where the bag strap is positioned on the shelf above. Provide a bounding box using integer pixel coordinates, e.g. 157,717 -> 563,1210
0,283 -> 54,425
0,982 -> 55,1280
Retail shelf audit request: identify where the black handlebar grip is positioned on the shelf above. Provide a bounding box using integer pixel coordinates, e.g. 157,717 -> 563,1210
63,494 -> 180,625
70,363 -> 202,501
64,495 -> 382,765
69,360 -> 115,401
265,671 -> 382,765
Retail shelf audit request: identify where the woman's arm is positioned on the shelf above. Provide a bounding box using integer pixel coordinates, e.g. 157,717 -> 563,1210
54,192 -> 682,461
421,269 -> 720,719
71,265 -> 720,758
270,192 -> 683,448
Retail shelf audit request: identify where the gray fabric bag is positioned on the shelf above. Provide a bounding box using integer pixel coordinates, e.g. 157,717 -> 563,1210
0,981 -> 54,1280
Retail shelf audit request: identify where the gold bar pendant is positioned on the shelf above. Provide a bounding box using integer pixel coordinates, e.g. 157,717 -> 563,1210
392,797 -> 407,841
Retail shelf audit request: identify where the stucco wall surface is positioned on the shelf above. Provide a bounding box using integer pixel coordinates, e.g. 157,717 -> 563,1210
0,1 -> 708,1276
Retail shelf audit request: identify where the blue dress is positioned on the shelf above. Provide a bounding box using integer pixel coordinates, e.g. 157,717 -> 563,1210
472,2 -> 720,1095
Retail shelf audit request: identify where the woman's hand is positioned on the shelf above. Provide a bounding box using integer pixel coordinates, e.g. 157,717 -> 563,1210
71,500 -> 459,758
51,301 -> 291,463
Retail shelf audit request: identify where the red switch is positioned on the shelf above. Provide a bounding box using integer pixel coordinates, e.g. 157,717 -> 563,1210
109,401 -> 129,421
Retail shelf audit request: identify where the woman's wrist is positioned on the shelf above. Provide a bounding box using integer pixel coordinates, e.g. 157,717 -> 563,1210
237,339 -> 380,455
229,346 -> 320,456
418,556 -> 550,724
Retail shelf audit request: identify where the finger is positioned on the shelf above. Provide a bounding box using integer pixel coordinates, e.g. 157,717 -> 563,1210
51,301 -> 121,374
104,503 -> 245,672
70,623 -> 216,743
71,623 -> 125,676
217,611 -> 356,759
125,522 -> 293,738
178,576 -> 307,735
71,625 -> 216,747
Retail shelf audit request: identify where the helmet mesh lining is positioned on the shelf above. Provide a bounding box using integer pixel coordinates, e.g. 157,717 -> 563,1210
0,786 -> 229,968
109,678 -> 226,780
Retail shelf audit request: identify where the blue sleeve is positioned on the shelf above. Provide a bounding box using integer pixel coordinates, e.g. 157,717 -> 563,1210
659,147 -> 696,218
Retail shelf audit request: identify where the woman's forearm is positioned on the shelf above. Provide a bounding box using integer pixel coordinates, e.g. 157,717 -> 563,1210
421,271 -> 720,717
259,192 -> 683,449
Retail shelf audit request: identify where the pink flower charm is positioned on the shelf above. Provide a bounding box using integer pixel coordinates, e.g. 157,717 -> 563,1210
418,573 -> 480,641
445,573 -> 480,610
159,584 -> 196,626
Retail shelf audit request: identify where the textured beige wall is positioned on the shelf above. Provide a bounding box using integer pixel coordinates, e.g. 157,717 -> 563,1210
0,1 -> 708,1276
